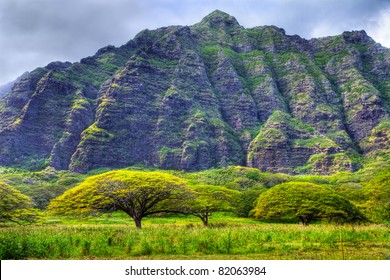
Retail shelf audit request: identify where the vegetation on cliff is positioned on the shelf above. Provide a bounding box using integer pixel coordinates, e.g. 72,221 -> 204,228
0,10 -> 388,175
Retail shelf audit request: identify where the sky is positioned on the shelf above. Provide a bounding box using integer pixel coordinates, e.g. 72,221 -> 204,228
1,0 -> 390,85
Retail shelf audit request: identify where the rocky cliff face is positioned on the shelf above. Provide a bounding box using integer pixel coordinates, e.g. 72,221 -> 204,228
0,10 -> 389,174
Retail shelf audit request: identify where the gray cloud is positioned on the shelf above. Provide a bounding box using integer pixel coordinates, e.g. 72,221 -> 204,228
1,0 -> 389,85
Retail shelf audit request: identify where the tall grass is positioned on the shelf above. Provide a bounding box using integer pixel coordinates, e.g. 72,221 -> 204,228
1,223 -> 389,260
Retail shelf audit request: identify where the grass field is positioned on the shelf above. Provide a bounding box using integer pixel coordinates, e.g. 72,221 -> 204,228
1,212 -> 389,260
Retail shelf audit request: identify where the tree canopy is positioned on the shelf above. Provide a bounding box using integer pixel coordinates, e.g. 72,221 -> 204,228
233,187 -> 267,217
48,170 -> 192,228
360,167 -> 390,223
181,185 -> 239,226
252,182 -> 365,225
0,182 -> 40,224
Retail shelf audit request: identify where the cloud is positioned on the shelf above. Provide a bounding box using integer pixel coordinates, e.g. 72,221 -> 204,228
0,0 -> 389,85
367,8 -> 390,47
228,0 -> 390,39
0,0 -> 144,84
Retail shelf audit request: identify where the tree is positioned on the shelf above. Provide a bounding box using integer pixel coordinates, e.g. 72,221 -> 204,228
233,187 -> 267,217
360,168 -> 390,223
181,185 -> 238,226
48,170 -> 192,229
252,182 -> 365,225
0,182 -> 40,224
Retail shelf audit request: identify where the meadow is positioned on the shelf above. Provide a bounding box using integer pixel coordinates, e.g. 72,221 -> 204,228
1,212 -> 389,260
1,164 -> 389,260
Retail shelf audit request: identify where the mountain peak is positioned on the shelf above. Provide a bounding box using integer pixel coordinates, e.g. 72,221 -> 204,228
199,10 -> 241,28
342,30 -> 373,44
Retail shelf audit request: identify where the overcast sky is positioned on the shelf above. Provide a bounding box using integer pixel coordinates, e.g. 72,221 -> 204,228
1,0 -> 390,85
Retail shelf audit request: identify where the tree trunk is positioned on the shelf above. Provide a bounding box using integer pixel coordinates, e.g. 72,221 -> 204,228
201,214 -> 209,227
299,216 -> 309,226
134,218 -> 142,229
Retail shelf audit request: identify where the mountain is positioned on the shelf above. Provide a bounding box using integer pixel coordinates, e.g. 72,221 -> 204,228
0,72 -> 29,98
0,82 -> 13,98
0,10 -> 389,174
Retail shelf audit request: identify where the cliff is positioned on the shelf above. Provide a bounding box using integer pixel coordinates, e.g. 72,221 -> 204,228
0,10 -> 389,174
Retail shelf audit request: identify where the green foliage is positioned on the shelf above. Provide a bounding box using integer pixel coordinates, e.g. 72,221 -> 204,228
233,188 -> 267,217
267,110 -> 314,132
293,174 -> 331,185
0,168 -> 87,209
183,166 -> 291,188
48,170 -> 192,228
0,182 -> 40,224
359,168 -> 390,223
252,182 -> 366,225
1,222 -> 389,259
224,177 -> 264,190
334,183 -> 365,209
1,161 -> 388,228
251,127 -> 287,147
293,137 -> 338,149
305,152 -> 356,174
181,185 -> 239,226
11,155 -> 50,172
158,146 -> 181,163
80,123 -> 114,144
71,98 -> 90,110
374,119 -> 390,132
314,50 -> 333,66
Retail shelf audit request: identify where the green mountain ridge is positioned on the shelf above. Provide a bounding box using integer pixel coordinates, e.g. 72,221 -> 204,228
0,10 -> 389,174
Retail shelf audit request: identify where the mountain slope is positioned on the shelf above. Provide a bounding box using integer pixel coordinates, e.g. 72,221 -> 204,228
0,10 -> 389,174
